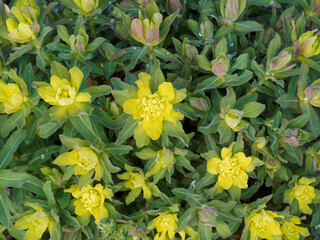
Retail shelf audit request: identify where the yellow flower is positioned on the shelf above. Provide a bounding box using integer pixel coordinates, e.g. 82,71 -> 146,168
14,203 -> 54,240
207,145 -> 255,190
284,177 -> 316,214
37,66 -> 91,122
131,12 -> 163,46
6,19 -> 39,43
117,168 -> 151,204
123,72 -> 185,143
65,184 -> 113,225
0,80 -> 28,114
152,213 -> 185,240
281,216 -> 310,240
74,0 -> 99,15
245,209 -> 282,240
297,30 -> 320,58
53,148 -> 103,181
146,148 -> 175,177
11,0 -> 40,24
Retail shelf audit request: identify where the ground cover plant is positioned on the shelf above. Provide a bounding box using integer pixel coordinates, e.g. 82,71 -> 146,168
0,0 -> 320,239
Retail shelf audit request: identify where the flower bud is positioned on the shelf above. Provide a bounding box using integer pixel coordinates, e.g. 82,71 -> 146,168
266,50 -> 294,73
182,43 -> 198,61
69,28 -> 88,54
297,30 -> 320,58
168,0 -> 182,12
189,98 -> 208,112
225,0 -> 239,21
200,18 -> 214,39
211,54 -> 230,76
255,137 -> 267,149
198,205 -> 218,225
281,129 -> 300,146
265,158 -> 281,171
305,79 -> 320,107
130,12 -> 162,46
6,19 -> 39,43
311,0 -> 320,17
74,0 -> 99,15
225,109 -> 243,129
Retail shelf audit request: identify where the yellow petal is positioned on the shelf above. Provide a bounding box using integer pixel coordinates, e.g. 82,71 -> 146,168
171,88 -> 187,104
297,226 -> 310,237
14,214 -> 33,230
94,163 -> 103,181
233,170 -> 248,189
48,105 -> 69,122
92,206 -> 109,225
298,202 -> 312,215
234,153 -> 253,172
69,67 -> 84,92
75,92 -> 91,102
157,82 -> 175,102
67,102 -> 92,116
123,98 -> 141,119
221,147 -> 232,159
74,165 -> 88,175
163,109 -> 184,123
207,158 -> 221,174
53,151 -> 77,166
137,87 -> 152,99
217,175 -> 232,190
6,18 -> 18,33
135,72 -> 151,89
134,121 -> 150,148
142,183 -> 151,199
74,199 -> 88,216
142,117 -> 163,140
38,86 -> 58,105
146,161 -> 162,177
298,177 -> 315,185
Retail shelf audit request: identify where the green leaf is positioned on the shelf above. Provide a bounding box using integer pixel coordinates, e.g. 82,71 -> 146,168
220,87 -> 236,110
242,102 -> 265,118
311,207 -> 320,226
81,85 -> 111,99
234,21 -> 264,32
104,143 -> 133,155
276,94 -> 299,108
116,116 -> 140,144
228,186 -> 241,202
196,76 -> 224,91
36,47 -> 46,70
86,37 -> 105,51
214,218 -> 232,238
175,206 -> 199,232
214,25 -> 234,41
159,11 -> 178,42
287,114 -> 309,129
126,46 -> 149,71
70,115 -> 98,141
232,132 -> 244,154
163,121 -> 189,147
217,121 -> 232,144
51,61 -> 70,80
0,189 -> 12,227
6,45 -> 33,64
188,19 -> 200,37
215,38 -> 228,57
267,33 -> 281,59
57,25 -> 70,44
150,59 -> 165,93
43,181 -> 55,209
196,55 -> 212,71
229,54 -> 248,72
0,130 -> 26,169
199,222 -> 212,240
195,174 -> 217,190
38,121 -> 64,139
1,108 -> 25,138
251,60 -> 265,79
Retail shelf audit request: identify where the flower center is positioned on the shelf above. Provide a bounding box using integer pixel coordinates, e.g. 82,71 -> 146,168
293,185 -> 311,201
56,84 -> 76,105
130,173 -> 145,188
77,157 -> 95,170
81,189 -> 101,208
254,218 -> 270,230
158,217 -> 175,232
138,93 -> 166,120
218,157 -> 240,177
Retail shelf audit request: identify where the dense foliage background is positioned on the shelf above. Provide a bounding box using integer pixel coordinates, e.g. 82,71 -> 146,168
0,0 -> 320,239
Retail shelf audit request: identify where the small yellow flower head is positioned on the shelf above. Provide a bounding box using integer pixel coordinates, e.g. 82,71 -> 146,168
65,184 -> 113,225
284,177 -> 316,215
281,216 -> 310,240
0,80 -> 28,114
152,213 -> 185,240
15,203 -> 52,240
53,148 -> 103,181
11,0 -> 40,24
245,209 -> 282,240
211,53 -> 230,76
207,145 -> 254,190
123,72 -> 185,142
146,148 -> 175,177
117,169 -> 151,203
225,109 -> 243,129
297,30 -> 320,58
131,12 -> 163,46
6,19 -> 39,43
37,66 -> 91,122
74,0 -> 99,15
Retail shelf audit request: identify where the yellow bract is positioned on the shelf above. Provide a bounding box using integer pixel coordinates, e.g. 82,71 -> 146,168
117,170 -> 151,202
297,31 -> 320,58
146,148 -> 175,177
74,0 -> 99,15
123,72 -> 185,142
152,213 -> 185,240
37,66 -> 91,121
0,80 -> 28,114
14,203 -> 54,240
281,216 -> 310,240
245,209 -> 282,240
284,177 -> 316,214
53,148 -> 103,181
207,145 -> 254,190
6,0 -> 40,43
65,184 -> 113,225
